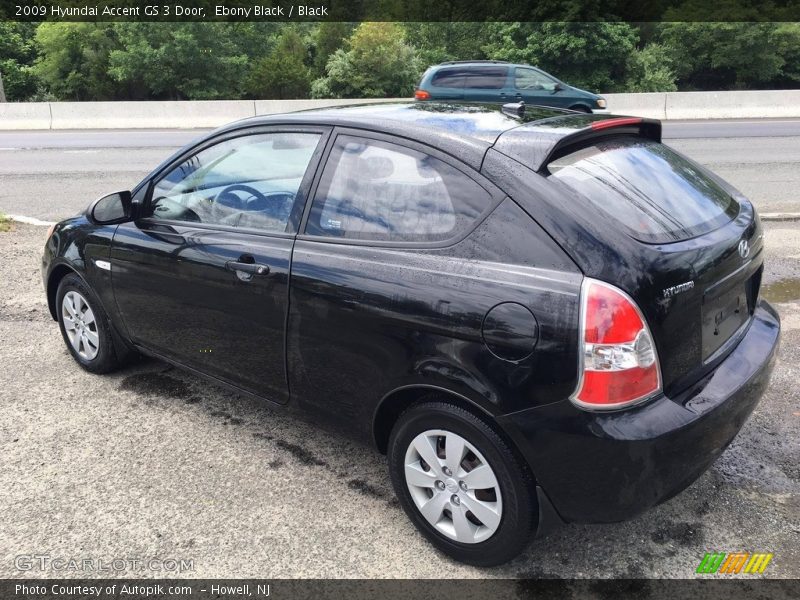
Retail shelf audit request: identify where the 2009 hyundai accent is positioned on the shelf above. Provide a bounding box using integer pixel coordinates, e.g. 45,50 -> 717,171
42,102 -> 780,566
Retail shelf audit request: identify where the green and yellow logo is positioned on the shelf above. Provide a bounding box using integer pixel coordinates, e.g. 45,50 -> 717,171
696,552 -> 773,574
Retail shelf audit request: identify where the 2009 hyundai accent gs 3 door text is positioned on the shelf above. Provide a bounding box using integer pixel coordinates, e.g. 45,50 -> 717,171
42,102 -> 780,566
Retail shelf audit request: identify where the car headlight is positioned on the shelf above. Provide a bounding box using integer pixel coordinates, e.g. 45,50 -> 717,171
596,98 -> 607,109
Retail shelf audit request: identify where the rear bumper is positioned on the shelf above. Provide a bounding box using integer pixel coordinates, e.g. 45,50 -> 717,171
499,300 -> 781,524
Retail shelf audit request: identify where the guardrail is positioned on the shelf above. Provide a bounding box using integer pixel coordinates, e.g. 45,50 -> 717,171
1,91 -> 799,129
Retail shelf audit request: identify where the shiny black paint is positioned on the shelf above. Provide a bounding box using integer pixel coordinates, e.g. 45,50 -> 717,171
499,301 -> 780,523
481,147 -> 765,398
111,221 -> 294,402
42,102 -> 781,528
492,113 -> 661,171
288,198 -> 582,440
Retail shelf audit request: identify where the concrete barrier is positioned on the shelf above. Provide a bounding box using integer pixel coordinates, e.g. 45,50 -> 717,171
255,98 -> 400,116
665,90 -> 800,120
49,100 -> 257,129
2,91 -> 800,130
601,92 -> 667,120
0,102 -> 51,130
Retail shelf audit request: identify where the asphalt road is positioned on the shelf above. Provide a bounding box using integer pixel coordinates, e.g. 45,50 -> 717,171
0,118 -> 798,579
1,119 -> 799,221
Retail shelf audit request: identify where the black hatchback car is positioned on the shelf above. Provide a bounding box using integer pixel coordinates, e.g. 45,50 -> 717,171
42,102 -> 780,566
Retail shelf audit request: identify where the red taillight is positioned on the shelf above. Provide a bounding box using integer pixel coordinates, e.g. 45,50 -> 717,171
414,89 -> 431,100
571,279 -> 661,409
590,117 -> 642,131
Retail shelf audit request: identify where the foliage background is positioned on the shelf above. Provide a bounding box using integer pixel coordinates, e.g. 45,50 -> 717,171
1,21 -> 799,101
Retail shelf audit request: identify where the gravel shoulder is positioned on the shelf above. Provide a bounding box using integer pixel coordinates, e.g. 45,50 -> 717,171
0,222 -> 797,579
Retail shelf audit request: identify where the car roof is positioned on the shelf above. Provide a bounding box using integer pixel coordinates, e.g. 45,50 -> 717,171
217,101 -> 572,171
430,61 -> 541,71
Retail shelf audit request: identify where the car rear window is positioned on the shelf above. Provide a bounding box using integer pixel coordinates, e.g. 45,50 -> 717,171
547,136 -> 738,243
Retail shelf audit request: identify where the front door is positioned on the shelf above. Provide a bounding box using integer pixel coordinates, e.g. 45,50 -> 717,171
513,67 -> 570,108
111,128 -> 327,403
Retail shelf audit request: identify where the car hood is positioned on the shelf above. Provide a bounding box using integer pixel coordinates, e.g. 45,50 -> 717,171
565,85 -> 600,100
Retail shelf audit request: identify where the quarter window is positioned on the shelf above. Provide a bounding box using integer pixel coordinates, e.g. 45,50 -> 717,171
149,132 -> 321,232
305,136 -> 492,243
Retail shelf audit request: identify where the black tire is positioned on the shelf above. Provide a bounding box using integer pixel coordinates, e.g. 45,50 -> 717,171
569,105 -> 592,113
388,401 -> 537,566
56,273 -> 127,374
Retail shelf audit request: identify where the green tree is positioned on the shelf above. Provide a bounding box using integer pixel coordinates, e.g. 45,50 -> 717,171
484,22 -> 639,92
311,22 -> 353,78
311,22 -> 420,98
404,22 -> 489,66
660,23 -> 787,90
773,23 -> 800,86
32,23 -> 119,100
625,43 -> 677,92
246,28 -> 311,99
0,23 -> 38,101
108,23 -> 248,100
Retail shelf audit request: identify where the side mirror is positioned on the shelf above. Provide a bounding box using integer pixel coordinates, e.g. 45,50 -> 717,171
88,191 -> 132,225
553,82 -> 564,92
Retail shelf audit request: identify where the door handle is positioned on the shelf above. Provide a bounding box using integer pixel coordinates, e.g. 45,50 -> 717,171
225,260 -> 270,281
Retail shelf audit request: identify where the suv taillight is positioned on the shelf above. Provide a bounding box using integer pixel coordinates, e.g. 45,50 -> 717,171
571,278 -> 661,410
414,89 -> 431,100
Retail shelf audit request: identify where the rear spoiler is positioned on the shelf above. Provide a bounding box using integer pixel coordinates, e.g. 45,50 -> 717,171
491,113 -> 662,173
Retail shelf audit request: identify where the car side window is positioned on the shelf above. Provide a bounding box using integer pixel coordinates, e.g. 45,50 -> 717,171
149,132 -> 321,233
462,67 -> 508,90
515,68 -> 557,91
305,136 -> 493,243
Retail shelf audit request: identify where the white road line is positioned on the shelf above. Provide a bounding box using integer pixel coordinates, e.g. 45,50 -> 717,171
7,214 -> 56,226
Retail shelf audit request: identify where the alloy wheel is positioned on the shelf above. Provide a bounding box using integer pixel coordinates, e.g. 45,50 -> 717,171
61,290 -> 99,360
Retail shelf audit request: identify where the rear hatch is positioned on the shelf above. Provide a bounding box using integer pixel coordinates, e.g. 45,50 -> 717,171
493,114 -> 764,398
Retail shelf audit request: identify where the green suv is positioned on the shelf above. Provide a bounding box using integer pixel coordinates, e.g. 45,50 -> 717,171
415,61 -> 606,112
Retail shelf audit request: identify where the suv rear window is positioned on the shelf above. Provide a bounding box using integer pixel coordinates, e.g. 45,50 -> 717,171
547,137 -> 738,243
431,67 -> 467,88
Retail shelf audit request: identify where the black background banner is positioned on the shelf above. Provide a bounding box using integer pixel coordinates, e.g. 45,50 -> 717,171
2,579 -> 799,600
1,0 -> 800,22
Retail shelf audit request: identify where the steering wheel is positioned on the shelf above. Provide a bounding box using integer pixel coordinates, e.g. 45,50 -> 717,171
151,195 -> 201,222
215,184 -> 270,211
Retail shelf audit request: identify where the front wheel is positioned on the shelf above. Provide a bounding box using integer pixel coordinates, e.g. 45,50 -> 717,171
388,401 -> 537,566
56,273 -> 128,373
